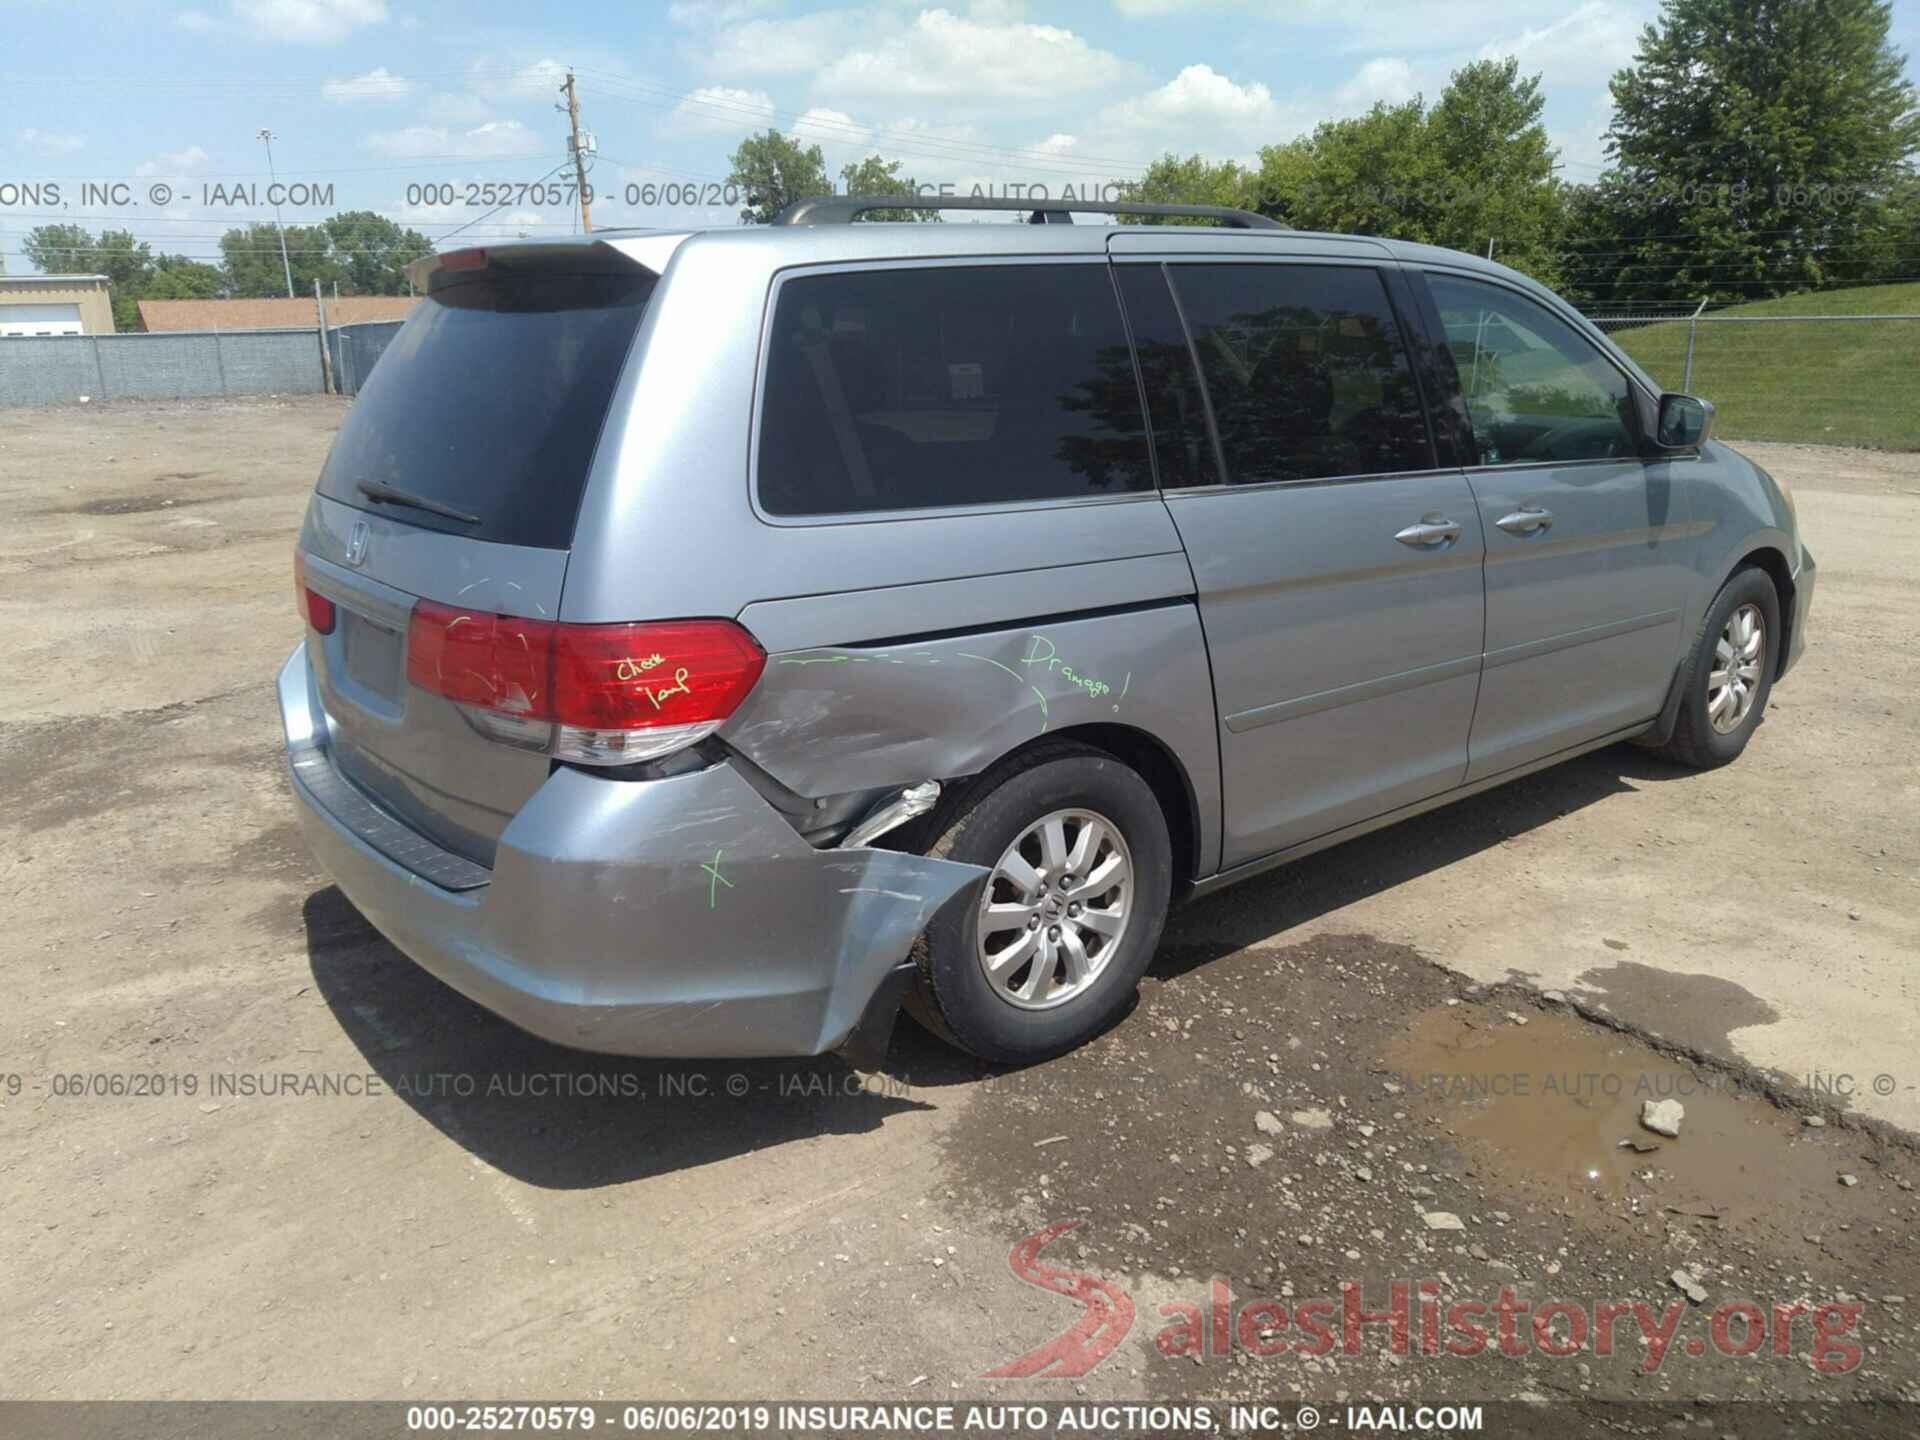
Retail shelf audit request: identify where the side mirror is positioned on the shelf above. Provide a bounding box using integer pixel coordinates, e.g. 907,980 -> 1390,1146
1654,392 -> 1714,451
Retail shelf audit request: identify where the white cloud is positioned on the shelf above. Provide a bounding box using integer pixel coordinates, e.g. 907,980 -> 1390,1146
16,128 -> 86,156
1105,64 -> 1282,136
1477,1 -> 1641,84
818,8 -> 1139,102
230,0 -> 388,43
792,107 -> 870,148
697,11 -> 869,76
174,9 -> 217,32
136,145 -> 211,176
658,85 -> 777,139
667,0 -> 778,25
364,119 -> 546,160
1333,57 -> 1421,112
323,66 -> 414,103
467,56 -> 571,103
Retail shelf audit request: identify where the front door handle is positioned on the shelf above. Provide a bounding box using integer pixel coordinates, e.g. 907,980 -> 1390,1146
1394,516 -> 1461,548
1496,505 -> 1553,536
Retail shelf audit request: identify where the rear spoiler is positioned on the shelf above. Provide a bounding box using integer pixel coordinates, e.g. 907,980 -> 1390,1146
405,235 -> 684,296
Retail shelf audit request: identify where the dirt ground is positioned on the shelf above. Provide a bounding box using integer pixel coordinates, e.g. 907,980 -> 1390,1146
2,397 -> 1917,1423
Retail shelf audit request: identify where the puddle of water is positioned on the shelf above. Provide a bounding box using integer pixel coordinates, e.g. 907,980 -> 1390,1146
1384,1005 -> 1808,1224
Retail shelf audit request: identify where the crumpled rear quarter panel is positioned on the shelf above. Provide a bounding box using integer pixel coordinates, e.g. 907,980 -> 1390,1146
719,602 -> 1223,878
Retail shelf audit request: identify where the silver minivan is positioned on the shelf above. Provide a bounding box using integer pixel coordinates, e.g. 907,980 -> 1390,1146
282,196 -> 1814,1065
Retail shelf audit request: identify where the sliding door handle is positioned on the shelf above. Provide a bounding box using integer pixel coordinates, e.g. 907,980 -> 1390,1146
1496,505 -> 1553,536
1394,516 -> 1462,548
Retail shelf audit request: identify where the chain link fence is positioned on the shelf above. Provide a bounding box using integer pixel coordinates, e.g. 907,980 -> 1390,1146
1587,306 -> 1920,450
0,318 -> 404,407
325,320 -> 404,398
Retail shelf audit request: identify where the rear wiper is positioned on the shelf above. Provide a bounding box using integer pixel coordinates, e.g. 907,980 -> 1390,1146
356,479 -> 480,526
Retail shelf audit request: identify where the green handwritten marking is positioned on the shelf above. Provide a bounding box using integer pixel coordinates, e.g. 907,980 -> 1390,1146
958,651 -> 1022,682
1020,632 -> 1122,703
701,848 -> 734,910
962,651 -> 1051,733
1021,634 -> 1060,671
776,654 -> 853,666
1114,672 -> 1131,711
1058,664 -> 1111,700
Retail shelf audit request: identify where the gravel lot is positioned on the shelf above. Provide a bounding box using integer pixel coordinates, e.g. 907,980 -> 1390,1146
2,397 -> 1917,1419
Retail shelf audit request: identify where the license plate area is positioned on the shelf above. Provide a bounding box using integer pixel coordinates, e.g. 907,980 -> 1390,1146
342,610 -> 404,701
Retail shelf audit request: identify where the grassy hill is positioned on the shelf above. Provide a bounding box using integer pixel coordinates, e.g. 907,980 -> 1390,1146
1602,282 -> 1920,450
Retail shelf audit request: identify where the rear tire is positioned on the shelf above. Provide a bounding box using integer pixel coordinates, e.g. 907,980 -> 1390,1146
1658,566 -> 1780,769
907,744 -> 1171,1063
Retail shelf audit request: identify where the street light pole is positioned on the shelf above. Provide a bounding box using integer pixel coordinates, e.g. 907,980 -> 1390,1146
257,128 -> 295,299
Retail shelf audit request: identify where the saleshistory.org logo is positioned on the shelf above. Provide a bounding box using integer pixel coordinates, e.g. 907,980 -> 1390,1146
987,1222 -> 1865,1377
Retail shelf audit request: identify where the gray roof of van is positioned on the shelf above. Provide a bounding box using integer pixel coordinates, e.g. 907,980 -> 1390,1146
465,221 -> 1514,279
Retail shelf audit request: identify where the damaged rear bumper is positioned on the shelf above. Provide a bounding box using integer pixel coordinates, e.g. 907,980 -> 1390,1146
279,646 -> 984,1058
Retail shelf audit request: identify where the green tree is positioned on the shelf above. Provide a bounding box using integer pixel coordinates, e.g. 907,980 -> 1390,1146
219,222 -> 341,298
1259,63 -> 1567,282
24,224 -> 158,329
1589,0 -> 1920,304
144,255 -> 225,301
837,154 -> 942,220
727,130 -> 831,224
22,223 -> 101,275
322,210 -> 433,295
1116,61 -> 1567,281
1425,59 -> 1565,283
1266,99 -> 1441,236
1849,169 -> 1920,282
1115,153 -> 1254,221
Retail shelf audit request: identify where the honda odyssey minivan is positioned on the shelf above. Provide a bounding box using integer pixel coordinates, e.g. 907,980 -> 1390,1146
282,195 -> 1813,1065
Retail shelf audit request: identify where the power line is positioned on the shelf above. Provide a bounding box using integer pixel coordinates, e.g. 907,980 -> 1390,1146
431,160 -> 574,246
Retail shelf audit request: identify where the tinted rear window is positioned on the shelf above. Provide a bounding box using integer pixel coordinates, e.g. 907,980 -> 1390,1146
758,264 -> 1152,516
317,267 -> 654,548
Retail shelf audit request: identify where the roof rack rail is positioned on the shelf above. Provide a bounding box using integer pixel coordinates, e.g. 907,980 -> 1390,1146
771,194 -> 1284,229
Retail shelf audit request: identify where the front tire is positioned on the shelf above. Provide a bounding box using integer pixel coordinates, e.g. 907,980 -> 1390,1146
1659,566 -> 1781,769
908,744 -> 1172,1063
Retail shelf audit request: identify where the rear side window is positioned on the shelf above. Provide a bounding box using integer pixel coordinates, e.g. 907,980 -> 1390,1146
758,264 -> 1152,516
317,266 -> 654,548
1114,264 -> 1218,489
1167,264 -> 1431,485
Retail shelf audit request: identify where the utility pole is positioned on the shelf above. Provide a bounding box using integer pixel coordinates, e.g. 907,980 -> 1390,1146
257,129 -> 296,299
313,280 -> 335,395
559,70 -> 594,233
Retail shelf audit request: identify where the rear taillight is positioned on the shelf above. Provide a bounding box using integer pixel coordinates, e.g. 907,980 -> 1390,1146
294,553 -> 335,634
405,604 -> 765,765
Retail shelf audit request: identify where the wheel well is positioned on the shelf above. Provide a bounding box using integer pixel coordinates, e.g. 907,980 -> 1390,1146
1736,546 -> 1795,667
1014,722 -> 1202,886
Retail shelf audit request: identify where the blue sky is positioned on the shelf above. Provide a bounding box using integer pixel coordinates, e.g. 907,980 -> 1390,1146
5,0 -> 1917,271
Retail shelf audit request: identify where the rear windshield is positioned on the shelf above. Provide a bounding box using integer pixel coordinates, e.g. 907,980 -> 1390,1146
316,266 -> 654,549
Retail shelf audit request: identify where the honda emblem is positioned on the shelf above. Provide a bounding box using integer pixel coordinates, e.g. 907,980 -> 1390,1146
344,519 -> 371,567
